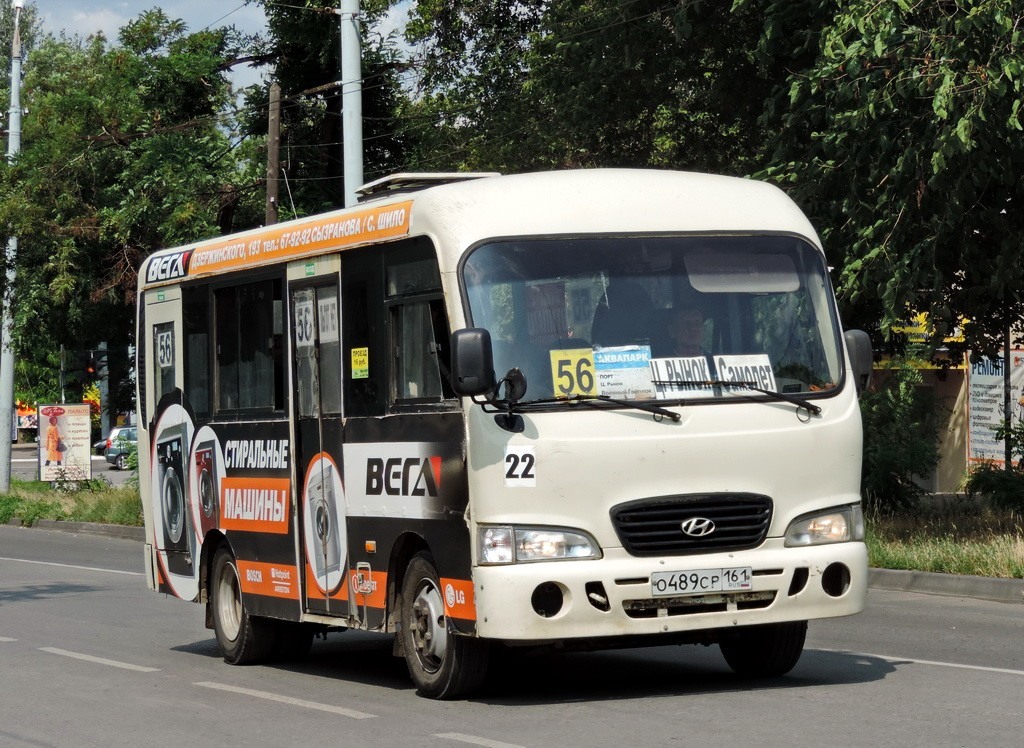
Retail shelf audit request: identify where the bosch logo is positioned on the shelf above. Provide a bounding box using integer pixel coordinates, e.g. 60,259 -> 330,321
680,517 -> 716,537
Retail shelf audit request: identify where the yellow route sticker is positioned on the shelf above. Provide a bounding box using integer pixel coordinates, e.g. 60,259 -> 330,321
549,348 -> 596,397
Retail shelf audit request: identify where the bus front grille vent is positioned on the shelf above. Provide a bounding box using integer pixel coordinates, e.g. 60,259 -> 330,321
622,590 -> 776,619
610,493 -> 773,556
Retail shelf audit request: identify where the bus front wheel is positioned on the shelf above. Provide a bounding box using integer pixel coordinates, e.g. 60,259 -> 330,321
719,620 -> 807,677
211,546 -> 276,665
399,552 -> 488,699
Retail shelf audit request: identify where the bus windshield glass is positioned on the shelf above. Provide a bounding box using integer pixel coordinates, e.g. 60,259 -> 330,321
461,235 -> 844,404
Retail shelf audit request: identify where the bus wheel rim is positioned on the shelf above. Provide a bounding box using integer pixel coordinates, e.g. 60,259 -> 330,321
217,559 -> 243,642
410,577 -> 447,672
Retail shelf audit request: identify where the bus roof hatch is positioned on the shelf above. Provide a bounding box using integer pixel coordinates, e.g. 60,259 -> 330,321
356,172 -> 501,202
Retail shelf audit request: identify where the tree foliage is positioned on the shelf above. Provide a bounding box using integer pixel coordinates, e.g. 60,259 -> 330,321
859,362 -> 940,513
399,0 -> 782,174
745,0 -> 1024,354
0,9 -> 257,412
242,0 -> 410,214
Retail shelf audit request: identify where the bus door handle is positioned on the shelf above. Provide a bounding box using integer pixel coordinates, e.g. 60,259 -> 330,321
354,562 -> 373,595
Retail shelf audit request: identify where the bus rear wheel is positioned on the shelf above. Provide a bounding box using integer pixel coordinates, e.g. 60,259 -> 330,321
211,546 -> 276,665
719,620 -> 807,677
400,552 -> 488,699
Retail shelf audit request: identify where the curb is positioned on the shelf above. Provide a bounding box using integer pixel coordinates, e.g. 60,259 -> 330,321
868,568 -> 1024,605
6,518 -> 145,542
7,519 -> 1023,605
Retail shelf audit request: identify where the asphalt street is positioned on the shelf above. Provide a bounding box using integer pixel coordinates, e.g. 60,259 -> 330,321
1,525 -> 1022,747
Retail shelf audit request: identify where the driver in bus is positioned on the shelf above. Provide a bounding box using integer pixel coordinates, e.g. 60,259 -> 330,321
666,306 -> 706,357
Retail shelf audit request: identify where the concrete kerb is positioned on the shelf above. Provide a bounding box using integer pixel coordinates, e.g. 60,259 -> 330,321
868,567 -> 1024,605
7,518 -> 1023,604
6,518 -> 145,542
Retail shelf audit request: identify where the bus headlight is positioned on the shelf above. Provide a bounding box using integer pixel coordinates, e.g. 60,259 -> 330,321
478,526 -> 601,564
784,505 -> 865,547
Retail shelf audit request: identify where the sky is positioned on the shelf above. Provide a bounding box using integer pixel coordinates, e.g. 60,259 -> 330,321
33,2 -> 412,90
38,1 -> 269,42
36,1 -> 270,88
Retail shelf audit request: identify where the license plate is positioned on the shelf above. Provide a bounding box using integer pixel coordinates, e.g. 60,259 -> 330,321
650,566 -> 753,597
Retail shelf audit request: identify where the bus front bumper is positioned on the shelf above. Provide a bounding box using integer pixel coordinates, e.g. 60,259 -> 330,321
471,540 -> 867,642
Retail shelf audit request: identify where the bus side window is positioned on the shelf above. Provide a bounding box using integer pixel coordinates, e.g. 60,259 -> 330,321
183,286 -> 210,420
153,321 -> 176,404
342,254 -> 387,417
214,277 -> 284,414
389,297 -> 453,402
383,238 -> 453,407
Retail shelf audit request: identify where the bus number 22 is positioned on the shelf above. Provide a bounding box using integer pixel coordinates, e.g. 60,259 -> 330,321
504,446 -> 536,487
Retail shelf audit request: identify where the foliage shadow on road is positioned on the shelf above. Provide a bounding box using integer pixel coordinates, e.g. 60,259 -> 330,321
0,582 -> 102,605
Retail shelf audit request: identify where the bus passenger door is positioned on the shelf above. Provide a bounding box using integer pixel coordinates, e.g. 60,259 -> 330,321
288,260 -> 349,618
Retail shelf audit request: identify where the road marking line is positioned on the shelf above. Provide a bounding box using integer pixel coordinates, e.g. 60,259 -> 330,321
39,647 -> 159,672
0,636 -> 17,642
819,649 -> 1024,677
0,557 -> 144,577
194,682 -> 375,719
433,735 -> 525,748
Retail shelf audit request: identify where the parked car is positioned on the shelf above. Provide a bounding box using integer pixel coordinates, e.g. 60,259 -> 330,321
104,427 -> 138,470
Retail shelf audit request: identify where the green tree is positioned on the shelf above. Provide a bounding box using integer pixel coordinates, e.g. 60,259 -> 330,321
0,10 -> 258,415
859,362 -> 940,512
242,0 -> 410,214
745,0 -> 1024,354
397,1 -> 787,175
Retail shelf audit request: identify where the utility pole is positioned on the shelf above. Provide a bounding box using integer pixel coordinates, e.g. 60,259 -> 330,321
265,82 -> 281,225
339,0 -> 363,207
0,0 -> 26,490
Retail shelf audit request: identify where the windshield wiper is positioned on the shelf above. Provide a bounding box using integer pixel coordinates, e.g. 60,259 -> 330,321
488,394 -> 681,422
651,379 -> 821,415
568,394 -> 681,422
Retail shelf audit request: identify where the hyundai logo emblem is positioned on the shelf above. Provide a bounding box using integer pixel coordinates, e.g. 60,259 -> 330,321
680,517 -> 716,537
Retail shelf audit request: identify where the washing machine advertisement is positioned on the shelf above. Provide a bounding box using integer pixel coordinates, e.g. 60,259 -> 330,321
189,427 -> 225,540
302,453 -> 347,596
150,399 -> 198,602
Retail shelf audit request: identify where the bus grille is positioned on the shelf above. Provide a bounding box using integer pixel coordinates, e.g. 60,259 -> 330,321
610,493 -> 773,556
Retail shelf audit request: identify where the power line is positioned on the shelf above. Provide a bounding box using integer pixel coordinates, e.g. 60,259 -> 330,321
199,3 -> 251,32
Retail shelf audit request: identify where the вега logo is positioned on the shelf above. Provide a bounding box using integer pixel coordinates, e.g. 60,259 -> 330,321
146,249 -> 192,283
365,456 -> 441,497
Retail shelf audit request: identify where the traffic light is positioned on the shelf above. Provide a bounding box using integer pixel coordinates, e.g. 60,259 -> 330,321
83,349 -> 108,380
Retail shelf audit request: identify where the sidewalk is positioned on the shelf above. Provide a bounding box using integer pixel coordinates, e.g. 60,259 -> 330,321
6,516 -> 1023,605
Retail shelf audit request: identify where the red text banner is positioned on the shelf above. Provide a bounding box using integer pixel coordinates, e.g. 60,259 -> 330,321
219,477 -> 291,534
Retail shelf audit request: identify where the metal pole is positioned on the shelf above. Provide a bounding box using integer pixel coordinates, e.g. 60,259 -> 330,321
265,82 -> 281,225
0,0 -> 25,490
340,0 -> 363,207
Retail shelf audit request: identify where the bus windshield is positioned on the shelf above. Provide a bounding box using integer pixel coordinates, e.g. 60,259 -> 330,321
461,235 -> 844,404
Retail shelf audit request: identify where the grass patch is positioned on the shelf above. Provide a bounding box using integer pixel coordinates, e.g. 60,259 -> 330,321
0,478 -> 142,527
868,500 -> 1024,579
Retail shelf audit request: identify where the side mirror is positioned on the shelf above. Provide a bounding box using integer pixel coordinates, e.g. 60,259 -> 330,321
450,328 -> 496,397
844,329 -> 873,395
501,367 -> 528,403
